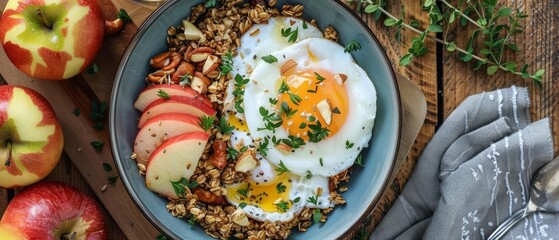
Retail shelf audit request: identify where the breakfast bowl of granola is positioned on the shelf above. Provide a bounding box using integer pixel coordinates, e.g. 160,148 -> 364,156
110,0 -> 400,239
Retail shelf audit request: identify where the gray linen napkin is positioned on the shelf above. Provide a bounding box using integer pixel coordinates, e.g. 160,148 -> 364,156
371,86 -> 557,239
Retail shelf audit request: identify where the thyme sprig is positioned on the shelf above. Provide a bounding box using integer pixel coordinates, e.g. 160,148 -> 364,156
348,0 -> 545,85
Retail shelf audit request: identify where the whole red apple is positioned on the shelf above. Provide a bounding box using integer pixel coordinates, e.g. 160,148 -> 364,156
1,181 -> 107,240
0,0 -> 105,80
0,222 -> 25,240
0,85 -> 64,189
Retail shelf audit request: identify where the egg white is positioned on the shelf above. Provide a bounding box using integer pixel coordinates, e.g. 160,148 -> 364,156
243,38 -> 377,177
224,17 -> 322,120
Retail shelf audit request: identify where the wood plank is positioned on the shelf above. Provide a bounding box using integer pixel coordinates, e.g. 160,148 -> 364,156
0,189 -> 8,216
442,0 -> 559,155
44,153 -> 127,240
346,1 -> 438,237
0,0 -> 160,238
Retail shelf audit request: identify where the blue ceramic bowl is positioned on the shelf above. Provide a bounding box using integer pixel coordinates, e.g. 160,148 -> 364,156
110,0 -> 400,239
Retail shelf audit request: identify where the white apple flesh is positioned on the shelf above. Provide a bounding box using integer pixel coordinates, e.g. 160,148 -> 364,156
145,132 -> 209,199
134,113 -> 205,166
133,84 -> 212,111
1,181 -> 107,240
138,96 -> 216,128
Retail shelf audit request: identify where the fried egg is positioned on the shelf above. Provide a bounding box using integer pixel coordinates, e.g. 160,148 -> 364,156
243,38 -> 377,177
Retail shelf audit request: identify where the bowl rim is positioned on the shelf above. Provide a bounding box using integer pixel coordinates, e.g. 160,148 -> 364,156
109,0 -> 402,239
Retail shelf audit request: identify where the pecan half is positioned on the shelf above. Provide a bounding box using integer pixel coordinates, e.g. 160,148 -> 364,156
105,18 -> 123,35
208,141 -> 227,169
171,62 -> 195,84
193,188 -> 227,205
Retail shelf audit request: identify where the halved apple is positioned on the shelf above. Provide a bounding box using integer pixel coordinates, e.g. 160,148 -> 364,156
138,96 -> 216,128
134,113 -> 206,165
145,132 -> 210,199
133,84 -> 212,111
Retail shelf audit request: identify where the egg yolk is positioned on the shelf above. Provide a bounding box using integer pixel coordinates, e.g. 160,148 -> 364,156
276,69 -> 349,141
228,113 -> 249,132
226,174 -> 292,213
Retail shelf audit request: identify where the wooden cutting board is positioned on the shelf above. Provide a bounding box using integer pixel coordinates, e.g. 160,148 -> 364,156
0,0 -> 427,239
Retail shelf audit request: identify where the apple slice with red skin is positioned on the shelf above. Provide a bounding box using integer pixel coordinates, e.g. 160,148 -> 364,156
138,96 -> 216,128
0,0 -> 105,80
146,132 -> 209,199
0,222 -> 25,240
134,113 -> 206,166
133,84 -> 212,111
1,181 -> 107,240
0,86 -> 64,189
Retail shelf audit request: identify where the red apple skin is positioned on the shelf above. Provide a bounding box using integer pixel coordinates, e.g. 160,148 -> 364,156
1,181 -> 107,240
139,95 -> 217,128
134,84 -> 213,111
0,0 -> 105,80
0,222 -> 25,240
0,86 -> 64,189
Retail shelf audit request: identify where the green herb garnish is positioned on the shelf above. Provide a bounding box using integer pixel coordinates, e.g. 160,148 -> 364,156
345,140 -> 354,149
257,137 -> 270,156
198,115 -> 214,132
107,176 -> 119,184
237,184 -> 250,198
288,92 -> 302,105
220,50 -> 233,75
307,121 -> 330,143
276,182 -> 286,194
275,200 -> 290,213
72,108 -> 80,117
354,154 -> 364,167
157,90 -> 170,100
91,141 -> 104,151
217,116 -> 234,134
117,9 -> 132,22
262,54 -> 278,63
239,202 -> 247,209
275,161 -> 290,175
170,178 -> 198,198
102,163 -> 112,172
278,80 -> 290,94
344,40 -> 362,53
233,74 -> 249,113
280,101 -> 298,119
87,63 -> 98,74
306,170 -> 313,179
281,27 -> 298,43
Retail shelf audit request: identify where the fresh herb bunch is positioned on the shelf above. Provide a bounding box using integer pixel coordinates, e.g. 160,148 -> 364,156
348,0 -> 545,85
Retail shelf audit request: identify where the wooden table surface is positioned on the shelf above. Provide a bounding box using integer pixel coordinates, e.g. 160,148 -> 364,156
0,0 -> 557,239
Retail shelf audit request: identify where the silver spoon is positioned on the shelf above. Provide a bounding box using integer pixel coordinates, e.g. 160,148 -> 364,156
488,156 -> 559,240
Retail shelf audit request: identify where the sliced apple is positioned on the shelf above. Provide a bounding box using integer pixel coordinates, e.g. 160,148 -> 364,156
138,96 -> 216,128
145,132 -> 210,199
133,84 -> 212,111
134,113 -> 205,165
182,20 -> 206,43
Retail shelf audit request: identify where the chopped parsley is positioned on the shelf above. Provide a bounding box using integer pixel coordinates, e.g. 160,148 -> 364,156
275,200 -> 290,213
198,115 -> 214,132
302,21 -> 308,29
239,202 -> 247,209
91,141 -> 104,151
227,146 -> 248,160
281,27 -> 298,43
345,140 -> 354,149
72,108 -> 80,116
299,122 -> 307,129
275,161 -> 290,175
157,89 -> 170,100
278,80 -> 290,94
288,92 -> 302,105
220,50 -> 233,75
307,195 -> 319,205
281,135 -> 305,149
276,182 -> 286,194
170,178 -> 198,198
87,63 -> 99,74
332,107 -> 341,114
269,97 -> 278,105
257,107 -> 283,132
217,116 -> 234,134
179,73 -> 191,87
262,54 -> 278,63
354,154 -> 364,167
117,9 -> 132,22
187,214 -> 196,227
280,101 -> 298,119
107,176 -> 119,185
102,163 -> 112,172
233,74 -> 250,113
307,121 -> 330,143
344,40 -> 362,53
257,137 -> 270,156
313,209 -> 322,224
306,170 -> 313,179
293,197 -> 301,203
236,184 -> 250,198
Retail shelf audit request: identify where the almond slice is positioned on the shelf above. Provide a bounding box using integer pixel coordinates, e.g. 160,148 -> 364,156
235,150 -> 258,173
280,59 -> 297,76
276,144 -> 292,154
191,73 -> 209,94
334,73 -> 348,85
202,55 -> 219,74
191,53 -> 210,62
316,98 -> 332,125
183,20 -> 206,43
231,208 -> 250,227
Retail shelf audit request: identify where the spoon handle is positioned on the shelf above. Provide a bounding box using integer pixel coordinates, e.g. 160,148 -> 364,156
487,208 -> 527,240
